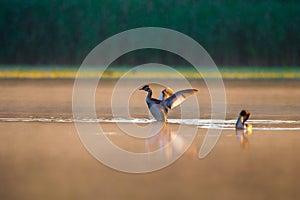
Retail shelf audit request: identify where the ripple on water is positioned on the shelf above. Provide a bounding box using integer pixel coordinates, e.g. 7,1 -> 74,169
0,117 -> 299,131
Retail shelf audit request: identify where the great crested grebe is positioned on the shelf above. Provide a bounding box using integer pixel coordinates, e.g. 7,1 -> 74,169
235,110 -> 252,131
139,85 -> 198,122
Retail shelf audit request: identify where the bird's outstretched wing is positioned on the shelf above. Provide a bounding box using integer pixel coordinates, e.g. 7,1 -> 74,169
165,89 -> 198,109
158,88 -> 175,101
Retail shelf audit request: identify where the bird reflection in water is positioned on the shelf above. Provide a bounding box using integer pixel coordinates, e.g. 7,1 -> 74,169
236,128 -> 252,149
145,122 -> 197,159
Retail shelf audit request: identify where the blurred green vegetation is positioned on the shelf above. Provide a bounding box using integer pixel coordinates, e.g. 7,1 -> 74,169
0,0 -> 299,66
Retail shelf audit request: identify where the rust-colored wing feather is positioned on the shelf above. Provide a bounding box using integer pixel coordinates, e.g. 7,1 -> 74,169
165,89 -> 198,109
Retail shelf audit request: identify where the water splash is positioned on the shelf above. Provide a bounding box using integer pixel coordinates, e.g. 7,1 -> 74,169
0,117 -> 299,131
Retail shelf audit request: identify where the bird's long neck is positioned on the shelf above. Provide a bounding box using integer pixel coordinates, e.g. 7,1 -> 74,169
145,89 -> 153,105
236,115 -> 244,128
146,89 -> 152,99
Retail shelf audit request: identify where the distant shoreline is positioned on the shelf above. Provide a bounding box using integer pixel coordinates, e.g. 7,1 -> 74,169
0,66 -> 299,79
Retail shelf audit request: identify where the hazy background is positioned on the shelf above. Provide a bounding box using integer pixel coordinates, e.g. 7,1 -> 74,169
0,0 -> 299,67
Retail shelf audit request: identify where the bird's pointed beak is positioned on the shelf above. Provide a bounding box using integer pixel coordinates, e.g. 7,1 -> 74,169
139,87 -> 144,91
